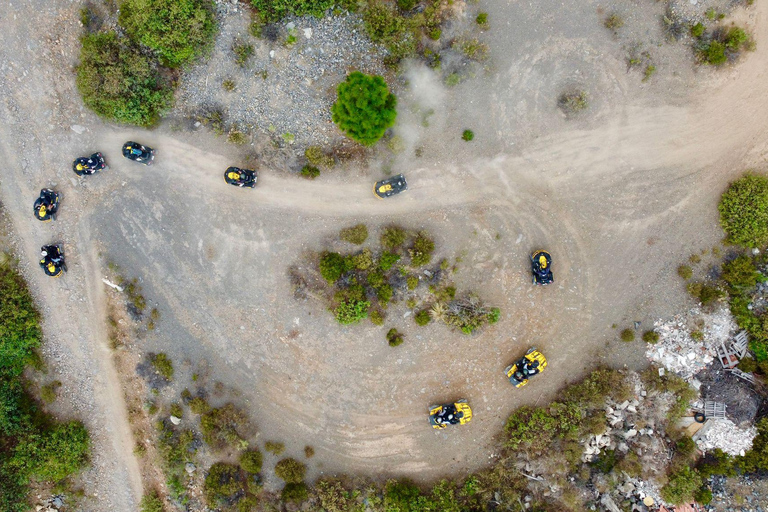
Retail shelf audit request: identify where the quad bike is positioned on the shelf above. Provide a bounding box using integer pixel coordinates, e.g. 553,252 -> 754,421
39,245 -> 67,278
33,189 -> 60,222
224,167 -> 258,188
505,348 -> 547,388
429,399 -> 472,429
531,250 -> 553,285
122,141 -> 155,165
374,174 -> 408,199
73,152 -> 106,176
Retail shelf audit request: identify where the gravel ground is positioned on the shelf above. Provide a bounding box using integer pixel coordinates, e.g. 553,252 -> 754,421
173,7 -> 388,148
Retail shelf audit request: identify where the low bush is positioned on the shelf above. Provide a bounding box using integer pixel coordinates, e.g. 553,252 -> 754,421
691,22 -> 705,38
381,226 -> 408,249
76,32 -> 173,127
414,309 -> 432,326
275,458 -> 306,483
351,249 -> 374,270
200,403 -> 249,449
620,329 -> 635,342
119,0 -> 217,68
240,449 -> 263,474
335,298 -> 370,324
301,165 -> 320,179
140,490 -> 164,512
722,255 -> 762,290
719,174 -> 768,247
233,41 -> 254,67
189,396 -> 210,414
331,72 -> 397,146
265,441 -> 285,455
677,264 -> 693,279
304,445 -> 315,458
204,462 -> 243,505
504,403 -> 580,453
452,38 -> 489,61
661,466 -> 702,505
40,380 -> 61,403
150,353 -> 174,380
319,252 -> 349,283
604,13 -> 624,31
462,130 -> 474,141
476,12 -> 488,26
282,482 -> 309,503
409,232 -> 435,267
249,0 -> 352,22
370,309 -> 385,325
642,330 -> 660,344
738,417 -> 768,472
379,252 -> 401,271
558,90 -> 588,116
340,224 -> 369,245
387,328 -> 404,347
305,146 -> 335,168
687,282 -> 724,305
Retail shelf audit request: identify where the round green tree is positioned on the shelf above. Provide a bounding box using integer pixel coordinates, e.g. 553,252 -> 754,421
119,0 -> 217,68
331,72 -> 397,146
719,174 -> 768,247
76,32 -> 174,127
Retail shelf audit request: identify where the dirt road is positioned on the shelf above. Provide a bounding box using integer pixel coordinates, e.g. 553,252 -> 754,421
1,0 -> 768,509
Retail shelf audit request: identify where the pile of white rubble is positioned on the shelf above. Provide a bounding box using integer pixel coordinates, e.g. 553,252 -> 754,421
695,417 -> 757,456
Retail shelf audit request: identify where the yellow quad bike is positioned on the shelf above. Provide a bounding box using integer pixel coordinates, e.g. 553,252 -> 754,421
505,348 -> 547,388
374,174 -> 408,199
429,399 -> 472,429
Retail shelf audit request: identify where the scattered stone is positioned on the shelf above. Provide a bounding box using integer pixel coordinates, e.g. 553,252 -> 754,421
695,417 -> 757,456
170,415 -> 181,425
185,462 -> 196,474
70,124 -> 86,134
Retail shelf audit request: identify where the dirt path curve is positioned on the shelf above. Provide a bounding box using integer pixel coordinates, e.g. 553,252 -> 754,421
1,0 -> 768,506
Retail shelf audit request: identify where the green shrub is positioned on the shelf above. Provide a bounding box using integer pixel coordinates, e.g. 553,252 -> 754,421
377,284 -> 393,305
351,249 -> 374,270
379,251 -> 401,271
691,22 -> 705,38
40,380 -> 61,403
724,27 -> 750,51
240,449 -> 263,474
13,420 -> 91,481
452,38 -> 489,61
119,0 -> 217,68
335,298 -> 370,324
304,445 -> 315,458
200,403 -> 248,449
319,252 -> 349,283
169,402 -> 182,418
397,0 -> 416,10
694,486 -> 713,505
265,441 -> 285,455
301,165 -> 320,179
604,13 -> 624,30
76,32 -> 173,127
620,329 -> 634,342
249,0 -> 347,22
275,458 -> 306,483
719,174 -> 768,247
362,0 -> 415,61
558,90 -> 588,116
414,309 -> 431,326
722,255 -> 762,290
305,146 -> 335,168
739,417 -> 768,472
643,330 -> 660,344
476,12 -> 488,25
189,396 -> 210,414
331,72 -> 397,146
406,275 -> 419,290
140,491 -> 164,512
387,328 -> 404,347
233,41 -> 254,67
381,226 -> 408,249
687,282 -> 724,305
204,462 -> 243,505
699,40 -> 727,65
340,224 -> 369,245
461,130 -> 474,141
370,309 -> 385,325
383,480 -> 422,511
222,78 -> 236,91
504,403 -> 580,452
150,353 -> 174,380
409,232 -> 435,267
487,307 -> 501,324
661,467 -> 702,505
282,482 -> 309,503
677,264 -> 693,279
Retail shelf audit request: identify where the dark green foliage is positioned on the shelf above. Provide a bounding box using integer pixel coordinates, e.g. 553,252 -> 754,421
0,264 -> 42,379
387,328 -> 404,347
694,486 -> 713,505
414,309 -> 431,326
319,252 -> 350,283
189,396 -> 210,414
476,12 -> 488,25
559,368 -> 629,409
504,403 -> 581,453
719,174 -> 768,247
140,490 -> 164,512
620,328 -> 635,342
604,13 -> 624,30
265,441 -> 285,455
249,0 -> 353,22
305,146 -> 335,168
381,226 -> 408,249
687,281 -> 724,305
282,482 -> 309,502
699,40 -> 727,65
340,224 -> 369,245
11,421 -> 90,481
119,0 -> 217,68
722,255 -> 762,290
724,27 -> 750,51
643,330 -> 660,343
738,417 -> 768,472
677,264 -> 693,279
590,449 -> 617,474
240,449 -> 263,474
379,251 -> 401,271
300,164 -> 320,179
275,458 -> 306,483
204,462 -> 243,505
377,284 -> 393,304
335,298 -> 371,324
233,41 -> 254,67
200,403 -> 248,449
661,466 -> 702,505
487,307 -> 501,324
370,309 -> 385,325
697,448 -> 735,478
150,352 -> 174,380
384,480 -> 421,511
640,366 -> 696,423
461,130 -> 474,141
351,249 -> 374,270
409,232 -> 435,266
691,22 -> 705,38
331,72 -> 397,146
76,32 -> 173,127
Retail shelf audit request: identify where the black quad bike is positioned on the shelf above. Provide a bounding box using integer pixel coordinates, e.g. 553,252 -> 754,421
73,152 -> 106,176
33,189 -> 60,222
224,167 -> 258,188
122,141 -> 155,165
39,245 -> 67,278
374,174 -> 408,199
531,250 -> 553,286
